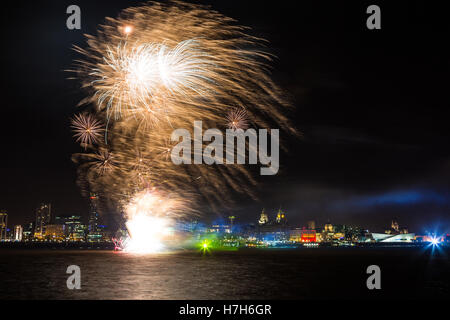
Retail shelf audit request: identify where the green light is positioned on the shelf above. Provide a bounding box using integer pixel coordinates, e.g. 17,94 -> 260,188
199,239 -> 212,254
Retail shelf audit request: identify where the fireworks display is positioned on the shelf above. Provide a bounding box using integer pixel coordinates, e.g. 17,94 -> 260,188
70,1 -> 296,252
227,108 -> 249,130
70,113 -> 104,148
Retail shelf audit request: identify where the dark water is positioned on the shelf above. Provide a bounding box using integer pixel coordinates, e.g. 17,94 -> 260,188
0,247 -> 449,299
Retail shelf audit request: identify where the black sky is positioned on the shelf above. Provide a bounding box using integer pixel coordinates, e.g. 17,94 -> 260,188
1,0 -> 449,233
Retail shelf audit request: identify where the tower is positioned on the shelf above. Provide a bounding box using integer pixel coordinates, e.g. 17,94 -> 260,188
0,210 -> 7,240
88,193 -> 103,242
276,208 -> 287,224
35,203 -> 51,239
14,225 -> 23,241
258,209 -> 269,225
391,220 -> 399,232
228,216 -> 236,229
88,193 -> 99,234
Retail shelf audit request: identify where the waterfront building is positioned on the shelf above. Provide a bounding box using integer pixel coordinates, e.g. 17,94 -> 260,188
55,215 -> 86,241
367,219 -> 414,242
290,228 -> 316,243
324,223 -> 334,233
369,232 -> 415,242
275,208 -> 287,224
258,209 -> 269,225
22,222 -> 34,241
34,203 -> 51,239
256,209 -> 290,242
175,220 -> 207,234
14,225 -> 23,241
0,210 -> 7,240
88,193 -> 100,241
209,219 -> 231,234
70,224 -> 87,241
45,224 -> 65,240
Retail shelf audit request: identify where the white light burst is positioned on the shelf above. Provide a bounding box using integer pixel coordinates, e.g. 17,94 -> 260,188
122,190 -> 178,254
93,39 -> 212,119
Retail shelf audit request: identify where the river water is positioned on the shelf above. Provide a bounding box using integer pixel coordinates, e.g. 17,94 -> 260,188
0,247 -> 448,299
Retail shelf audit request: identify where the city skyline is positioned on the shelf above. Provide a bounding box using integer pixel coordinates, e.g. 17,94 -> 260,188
1,202 -> 445,240
1,1 -> 449,234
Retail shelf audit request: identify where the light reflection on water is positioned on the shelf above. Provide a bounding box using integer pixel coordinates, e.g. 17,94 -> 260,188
0,248 -> 448,299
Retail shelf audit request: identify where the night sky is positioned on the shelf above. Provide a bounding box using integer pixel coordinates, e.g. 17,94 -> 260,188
1,0 -> 449,233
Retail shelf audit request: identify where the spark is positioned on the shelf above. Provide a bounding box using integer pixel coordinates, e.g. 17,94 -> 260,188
92,149 -> 116,175
70,113 -> 104,148
70,1 -> 297,227
226,108 -> 249,130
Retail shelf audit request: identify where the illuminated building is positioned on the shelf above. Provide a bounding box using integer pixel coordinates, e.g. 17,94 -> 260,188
258,209 -> 269,225
22,222 -> 34,241
301,230 -> 316,242
370,232 -> 415,242
324,223 -> 334,233
385,219 -> 410,235
275,208 -> 287,224
0,210 -> 7,240
290,229 -> 316,243
256,209 -> 290,243
14,225 -> 23,241
315,232 -> 323,242
96,224 -> 111,241
209,219 -> 231,234
320,223 -> 336,242
228,216 -> 236,232
370,220 -> 413,242
87,193 -> 101,241
34,203 -> 51,239
45,224 -> 65,240
55,215 -> 86,241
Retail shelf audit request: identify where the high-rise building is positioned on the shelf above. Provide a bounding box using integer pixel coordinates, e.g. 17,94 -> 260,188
35,203 -> 51,239
22,222 -> 34,241
55,215 -> 86,241
88,193 -> 99,234
88,193 -> 107,242
0,210 -> 7,240
45,225 -> 65,240
14,225 -> 23,241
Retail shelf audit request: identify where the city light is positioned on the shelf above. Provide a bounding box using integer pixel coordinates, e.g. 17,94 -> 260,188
199,239 -> 212,254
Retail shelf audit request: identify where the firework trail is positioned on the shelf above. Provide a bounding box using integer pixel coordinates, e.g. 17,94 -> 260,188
70,1 -> 297,245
